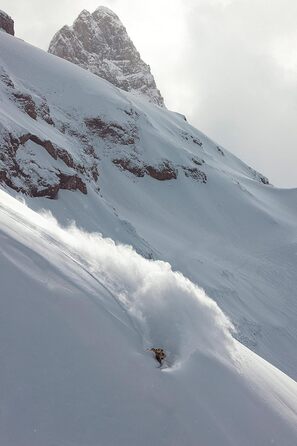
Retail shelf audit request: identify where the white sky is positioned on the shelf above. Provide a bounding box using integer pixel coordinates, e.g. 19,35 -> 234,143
2,0 -> 297,187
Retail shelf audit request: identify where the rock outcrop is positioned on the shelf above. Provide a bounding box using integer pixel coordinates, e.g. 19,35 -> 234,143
0,25 -> 269,204
0,10 -> 14,36
48,6 -> 164,107
0,130 -> 88,199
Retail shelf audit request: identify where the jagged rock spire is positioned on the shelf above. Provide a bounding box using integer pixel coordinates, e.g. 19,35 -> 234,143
48,6 -> 165,107
0,10 -> 14,36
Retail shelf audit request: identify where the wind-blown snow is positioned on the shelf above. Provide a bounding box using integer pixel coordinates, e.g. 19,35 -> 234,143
1,189 -> 297,446
0,189 -> 235,366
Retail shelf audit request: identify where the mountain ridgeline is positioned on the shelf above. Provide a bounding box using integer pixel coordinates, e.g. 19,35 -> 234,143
48,6 -> 165,107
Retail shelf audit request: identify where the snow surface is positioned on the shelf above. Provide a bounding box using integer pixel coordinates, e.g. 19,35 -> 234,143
1,189 -> 297,446
1,29 -> 297,384
1,27 -> 297,444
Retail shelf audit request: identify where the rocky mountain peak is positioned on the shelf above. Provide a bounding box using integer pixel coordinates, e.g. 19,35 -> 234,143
0,10 -> 14,36
93,6 -> 122,20
48,6 -> 165,107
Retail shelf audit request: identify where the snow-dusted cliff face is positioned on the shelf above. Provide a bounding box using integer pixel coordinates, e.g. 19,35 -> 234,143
0,10 -> 14,36
48,6 -> 164,107
0,28 -> 268,201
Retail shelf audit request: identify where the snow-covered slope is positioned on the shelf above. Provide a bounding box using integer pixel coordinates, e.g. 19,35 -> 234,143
48,6 -> 164,107
1,189 -> 297,446
0,21 -> 297,387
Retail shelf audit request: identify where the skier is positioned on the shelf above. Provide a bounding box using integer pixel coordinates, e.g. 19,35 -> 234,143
149,348 -> 166,366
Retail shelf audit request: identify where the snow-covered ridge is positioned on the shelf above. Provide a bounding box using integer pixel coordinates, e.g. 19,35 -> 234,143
0,30 -> 268,200
48,6 -> 165,107
1,188 -> 297,445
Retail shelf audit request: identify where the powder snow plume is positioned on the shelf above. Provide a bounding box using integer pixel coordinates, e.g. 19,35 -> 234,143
0,189 -> 235,367
2,188 -> 297,446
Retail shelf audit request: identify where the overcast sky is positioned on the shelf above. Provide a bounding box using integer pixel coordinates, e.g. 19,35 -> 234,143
2,0 -> 297,187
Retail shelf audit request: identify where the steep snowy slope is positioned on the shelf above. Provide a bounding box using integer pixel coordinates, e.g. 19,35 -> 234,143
1,28 -> 297,386
49,6 -> 164,106
1,189 -> 297,446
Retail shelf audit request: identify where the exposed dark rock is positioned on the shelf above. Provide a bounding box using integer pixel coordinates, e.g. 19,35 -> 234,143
0,130 -> 88,198
84,144 -> 99,159
0,170 -> 14,188
30,184 -> 60,199
123,108 -> 139,118
247,166 -> 269,185
0,69 -> 54,126
182,167 -> 207,183
22,134 -> 57,159
112,158 -> 145,177
0,68 -> 14,88
259,176 -> 269,185
0,155 -> 60,199
193,137 -> 203,146
145,162 -> 177,181
37,100 -> 54,125
0,10 -> 14,36
192,156 -> 204,166
181,131 -> 203,147
18,134 -> 77,170
13,93 -> 37,120
217,146 -> 224,156
6,132 -> 62,166
85,117 -> 137,145
58,173 -> 87,194
56,148 -> 75,168
113,158 -> 177,181
175,112 -> 187,121
90,164 -> 99,181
